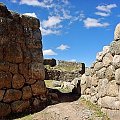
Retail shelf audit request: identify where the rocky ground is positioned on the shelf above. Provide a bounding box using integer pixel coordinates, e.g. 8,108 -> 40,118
15,98 -> 109,120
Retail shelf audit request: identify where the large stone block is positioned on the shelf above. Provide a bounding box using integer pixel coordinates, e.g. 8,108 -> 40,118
106,80 -> 118,97
4,42 -> 23,63
105,65 -> 115,81
0,103 -> 11,117
115,68 -> 120,84
0,61 -> 9,71
22,86 -> 32,100
94,62 -> 103,71
31,81 -> 46,95
0,71 -> 12,89
3,89 -> 22,103
30,49 -> 43,62
11,100 -> 30,113
98,78 -> 108,97
110,40 -> 120,55
105,109 -> 120,120
113,55 -> 120,69
96,67 -> 106,79
98,96 -> 120,110
29,62 -> 45,80
91,74 -> 99,87
12,74 -> 25,89
102,53 -> 113,67
19,63 -> 29,79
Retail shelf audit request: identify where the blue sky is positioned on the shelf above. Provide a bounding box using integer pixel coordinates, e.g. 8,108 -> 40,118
1,0 -> 120,66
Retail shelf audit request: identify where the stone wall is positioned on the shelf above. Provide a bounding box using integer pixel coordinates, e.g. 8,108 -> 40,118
44,58 -> 56,67
0,3 -> 46,117
45,61 -> 85,82
81,23 -> 120,120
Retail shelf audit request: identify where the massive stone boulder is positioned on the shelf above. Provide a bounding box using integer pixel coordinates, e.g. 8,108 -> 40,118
0,3 -> 46,117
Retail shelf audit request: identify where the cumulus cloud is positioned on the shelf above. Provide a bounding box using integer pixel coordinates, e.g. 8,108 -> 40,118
23,13 -> 37,18
20,0 -> 54,8
57,44 -> 70,50
40,16 -> 62,36
42,16 -> 62,28
83,18 -> 109,28
40,27 -> 60,36
96,4 -> 117,13
95,12 -> 110,17
95,4 -> 117,17
43,49 -> 57,56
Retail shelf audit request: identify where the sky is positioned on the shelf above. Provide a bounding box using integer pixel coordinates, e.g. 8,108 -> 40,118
1,0 -> 120,67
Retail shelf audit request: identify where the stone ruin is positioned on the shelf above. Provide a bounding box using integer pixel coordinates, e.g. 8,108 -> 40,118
1,2 -> 120,120
45,60 -> 85,82
81,23 -> 120,120
0,3 -> 47,117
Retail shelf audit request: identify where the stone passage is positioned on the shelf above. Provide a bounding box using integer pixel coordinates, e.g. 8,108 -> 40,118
81,23 -> 120,120
0,3 -> 46,117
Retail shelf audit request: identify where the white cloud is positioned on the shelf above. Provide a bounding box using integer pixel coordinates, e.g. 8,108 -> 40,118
57,44 -> 70,50
61,9 -> 72,20
96,4 -> 117,13
23,13 -> 37,18
83,18 -> 109,28
41,16 -> 62,36
69,11 -> 85,25
43,49 -> 57,56
95,12 -> 110,17
20,0 -> 54,8
42,16 -> 62,28
40,27 -> 60,36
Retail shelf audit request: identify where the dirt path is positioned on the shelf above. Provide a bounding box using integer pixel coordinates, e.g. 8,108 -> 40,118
17,98 -> 109,120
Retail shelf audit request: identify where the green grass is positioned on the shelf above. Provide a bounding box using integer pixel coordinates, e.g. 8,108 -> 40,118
44,80 -> 54,88
45,64 -> 80,72
80,98 -> 110,120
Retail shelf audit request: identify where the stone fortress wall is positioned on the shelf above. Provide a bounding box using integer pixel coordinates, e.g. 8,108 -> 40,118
0,3 -> 47,117
45,60 -> 85,82
81,23 -> 120,120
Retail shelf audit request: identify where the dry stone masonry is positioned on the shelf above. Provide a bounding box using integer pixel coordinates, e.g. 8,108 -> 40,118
45,60 -> 85,82
0,3 -> 47,117
81,23 -> 120,120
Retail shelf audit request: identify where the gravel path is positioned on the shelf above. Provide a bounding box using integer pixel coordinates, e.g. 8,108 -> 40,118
30,99 -> 108,120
